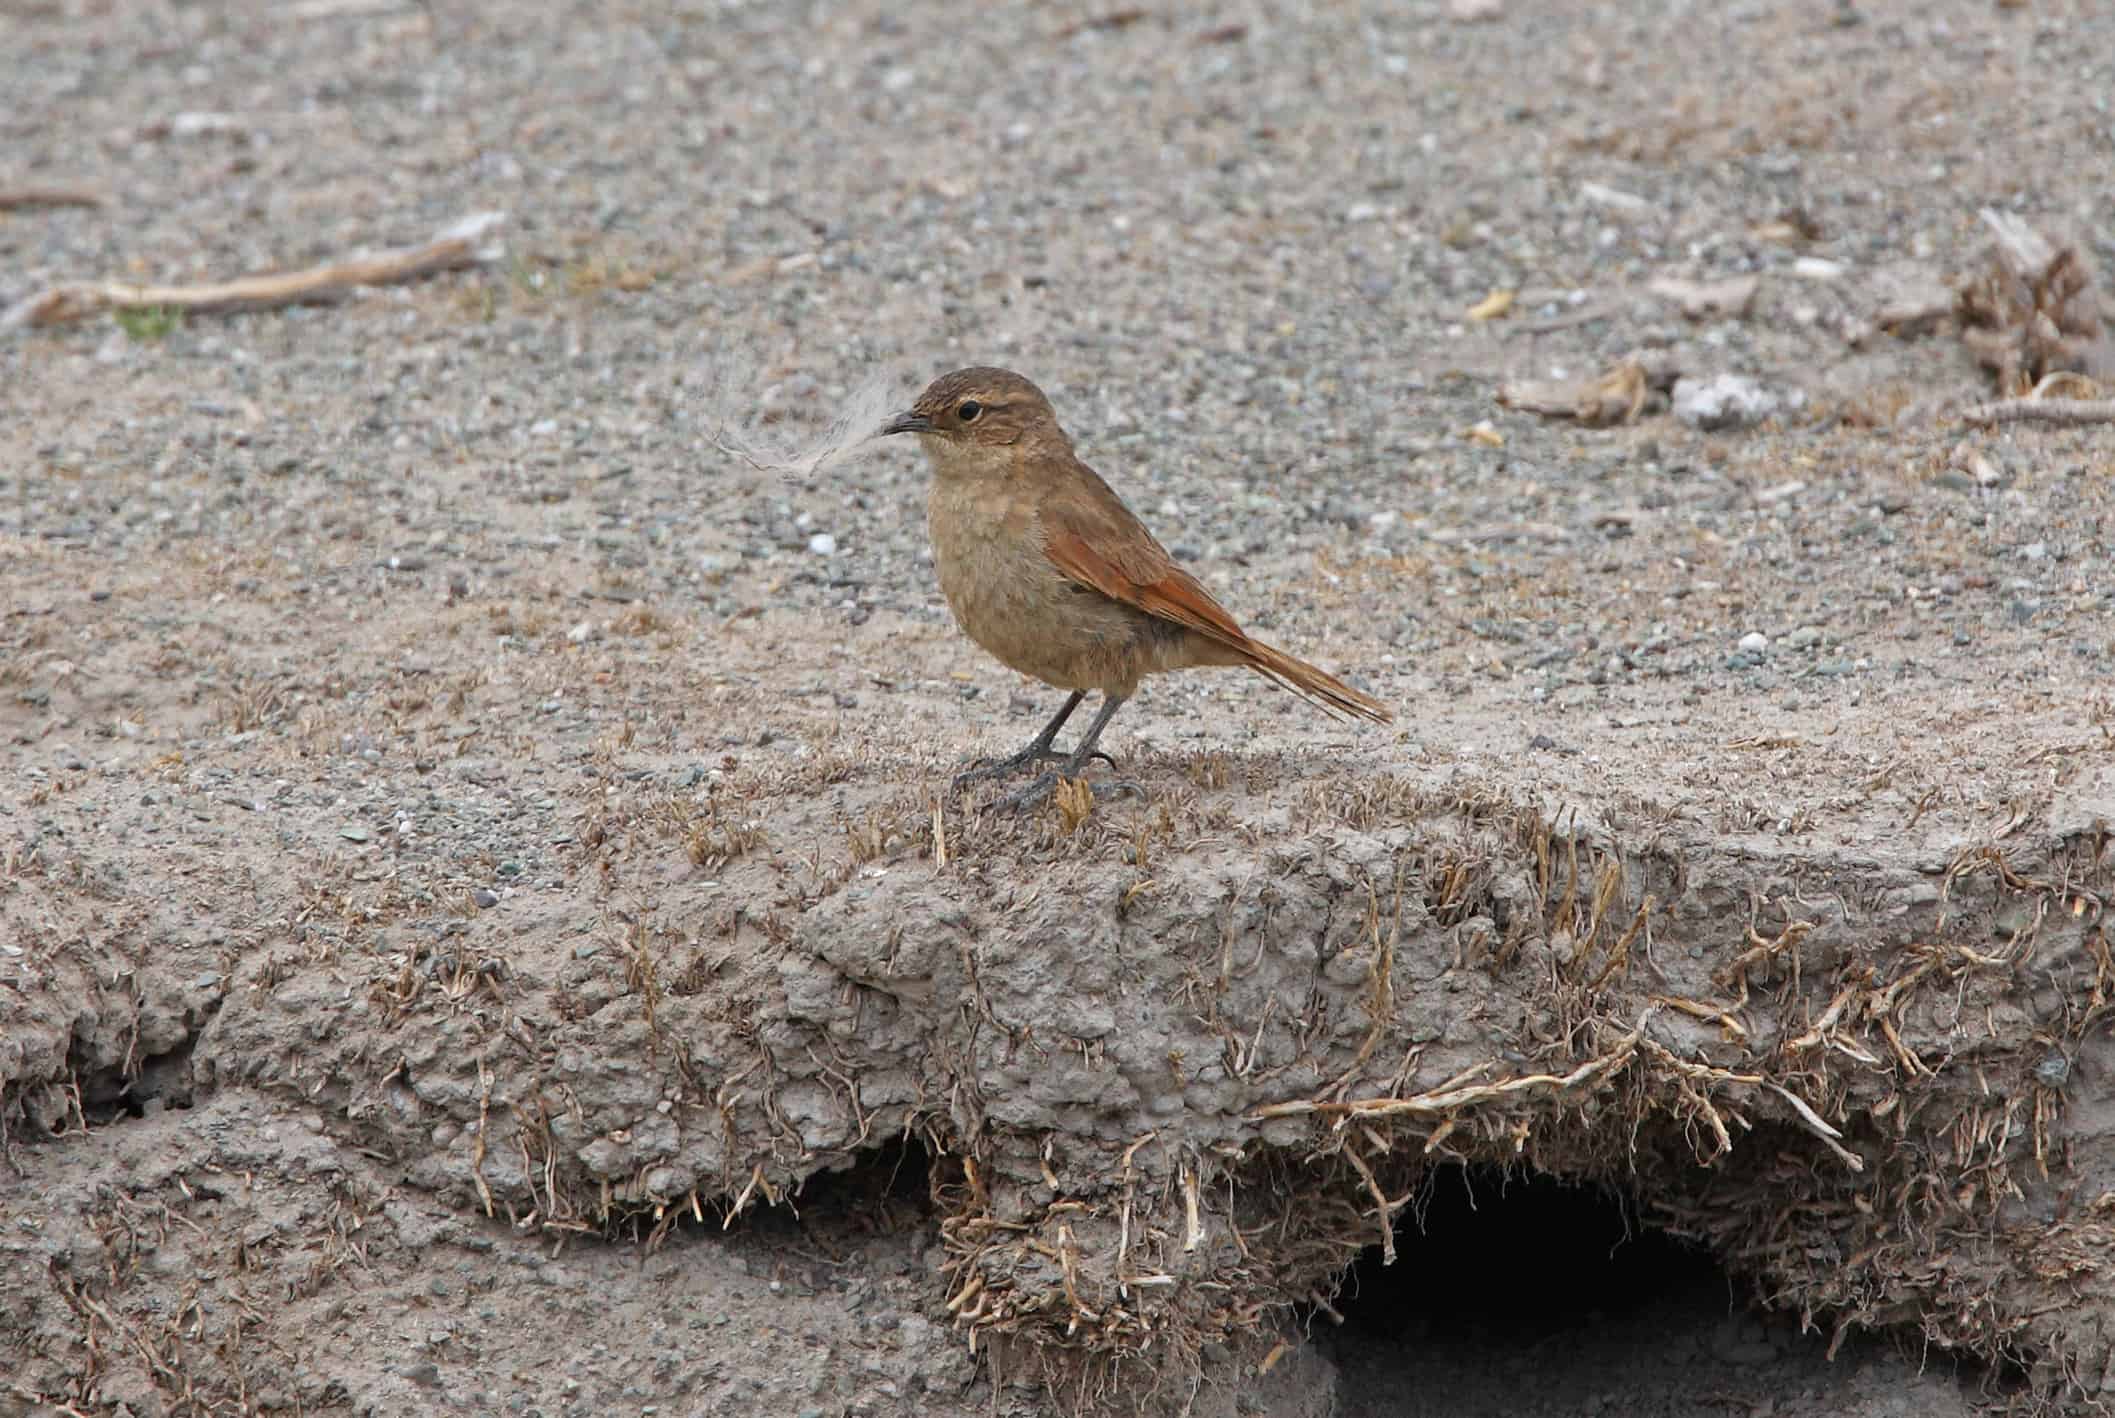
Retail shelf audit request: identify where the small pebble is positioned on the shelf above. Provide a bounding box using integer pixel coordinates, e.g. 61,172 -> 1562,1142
1672,374 -> 1789,431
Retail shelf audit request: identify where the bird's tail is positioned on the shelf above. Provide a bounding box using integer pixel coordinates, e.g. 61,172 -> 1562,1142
1239,638 -> 1393,724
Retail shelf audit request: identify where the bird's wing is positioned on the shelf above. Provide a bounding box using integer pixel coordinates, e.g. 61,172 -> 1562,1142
1039,452 -> 1394,724
1038,458 -> 1252,650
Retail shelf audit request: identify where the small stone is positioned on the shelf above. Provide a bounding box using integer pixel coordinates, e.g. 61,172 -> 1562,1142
473,888 -> 500,909
1580,181 -> 1655,215
2035,1053 -> 2070,1088
807,533 -> 838,556
1672,374 -> 1786,431
340,825 -> 371,843
566,620 -> 597,643
1737,631 -> 1768,654
1786,626 -> 1823,650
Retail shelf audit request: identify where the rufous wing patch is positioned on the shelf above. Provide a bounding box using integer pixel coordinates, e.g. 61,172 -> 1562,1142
1040,516 -> 1250,650
1036,454 -> 1393,724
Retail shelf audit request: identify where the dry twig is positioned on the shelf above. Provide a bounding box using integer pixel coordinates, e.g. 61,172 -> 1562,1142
0,183 -> 104,210
2,211 -> 507,332
1960,396 -> 2115,428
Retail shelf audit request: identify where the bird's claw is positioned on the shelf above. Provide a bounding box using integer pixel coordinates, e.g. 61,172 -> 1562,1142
952,746 -> 1115,791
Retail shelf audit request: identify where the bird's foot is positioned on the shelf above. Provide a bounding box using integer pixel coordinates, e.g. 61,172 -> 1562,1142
952,744 -> 1116,791
995,771 -> 1144,814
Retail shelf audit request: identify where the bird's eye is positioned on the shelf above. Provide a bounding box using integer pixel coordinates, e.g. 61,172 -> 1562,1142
957,400 -> 983,423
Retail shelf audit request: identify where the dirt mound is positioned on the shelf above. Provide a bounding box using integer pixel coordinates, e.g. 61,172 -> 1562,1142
37,742 -> 2070,1410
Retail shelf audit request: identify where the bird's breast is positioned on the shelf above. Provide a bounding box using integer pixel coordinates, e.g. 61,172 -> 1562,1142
927,477 -> 1047,637
926,477 -> 1145,692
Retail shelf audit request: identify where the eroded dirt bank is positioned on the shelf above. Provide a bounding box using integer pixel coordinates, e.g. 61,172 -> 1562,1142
7,0 -> 2115,1413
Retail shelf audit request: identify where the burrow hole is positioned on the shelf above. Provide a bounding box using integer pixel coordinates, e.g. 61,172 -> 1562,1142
1318,1164 -> 1981,1418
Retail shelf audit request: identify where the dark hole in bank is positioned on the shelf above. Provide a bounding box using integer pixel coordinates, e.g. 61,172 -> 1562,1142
1310,1164 -> 2003,1418
1330,1164 -> 1723,1348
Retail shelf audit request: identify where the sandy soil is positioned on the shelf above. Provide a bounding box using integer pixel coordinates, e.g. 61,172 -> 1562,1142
4,1 -> 2113,1414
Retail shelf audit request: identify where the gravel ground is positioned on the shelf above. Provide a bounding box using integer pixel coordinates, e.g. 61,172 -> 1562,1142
4,0 -> 2113,1414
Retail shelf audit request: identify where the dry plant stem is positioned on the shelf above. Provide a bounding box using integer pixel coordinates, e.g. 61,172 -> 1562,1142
0,184 -> 104,210
0,211 -> 507,332
1960,397 -> 2115,427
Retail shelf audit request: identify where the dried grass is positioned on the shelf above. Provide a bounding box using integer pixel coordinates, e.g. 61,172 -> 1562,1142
1958,208 -> 2111,395
696,355 -> 912,485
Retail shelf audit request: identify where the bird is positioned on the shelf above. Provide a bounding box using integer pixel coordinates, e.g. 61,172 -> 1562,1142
879,366 -> 1391,807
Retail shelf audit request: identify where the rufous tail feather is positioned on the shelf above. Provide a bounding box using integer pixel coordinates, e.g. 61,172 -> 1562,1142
1238,639 -> 1392,724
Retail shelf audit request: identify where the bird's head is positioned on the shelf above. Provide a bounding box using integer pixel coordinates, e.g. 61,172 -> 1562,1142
879,367 -> 1063,451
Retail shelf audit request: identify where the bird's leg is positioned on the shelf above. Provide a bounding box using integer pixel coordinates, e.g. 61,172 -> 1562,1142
953,691 -> 1116,787
996,695 -> 1142,810
1061,693 -> 1126,774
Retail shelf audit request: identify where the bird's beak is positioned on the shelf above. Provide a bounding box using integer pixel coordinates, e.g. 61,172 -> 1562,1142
879,410 -> 932,437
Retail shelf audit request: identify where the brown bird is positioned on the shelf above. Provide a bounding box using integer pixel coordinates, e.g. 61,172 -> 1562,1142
880,367 -> 1391,805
